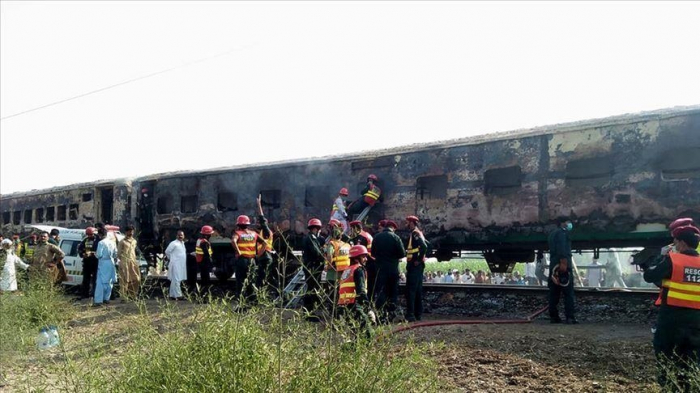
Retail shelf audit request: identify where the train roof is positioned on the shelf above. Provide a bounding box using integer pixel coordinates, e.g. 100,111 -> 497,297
3,104 -> 699,199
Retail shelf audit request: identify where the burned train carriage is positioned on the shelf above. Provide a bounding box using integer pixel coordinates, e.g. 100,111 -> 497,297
2,106 -> 699,275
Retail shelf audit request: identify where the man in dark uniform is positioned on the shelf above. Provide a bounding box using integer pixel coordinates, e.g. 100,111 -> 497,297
371,220 -> 406,323
301,218 -> 326,321
347,174 -> 383,217
547,217 -> 576,324
642,225 -> 700,391
255,195 -> 276,298
404,215 -> 428,322
192,225 -> 214,293
77,227 -> 100,299
48,229 -> 60,246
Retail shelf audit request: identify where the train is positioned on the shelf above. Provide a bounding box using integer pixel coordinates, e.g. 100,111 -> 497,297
2,105 -> 699,276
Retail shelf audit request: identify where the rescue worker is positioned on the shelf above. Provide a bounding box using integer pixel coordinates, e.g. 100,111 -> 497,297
32,231 -> 65,285
324,219 -> 351,311
330,188 -> 350,233
48,229 -> 60,246
349,220 -> 375,300
338,245 -> 376,340
371,220 -> 406,323
11,234 -> 21,256
94,227 -> 117,306
231,215 -> 267,305
1,238 -> 29,292
255,195 -> 276,298
302,218 -> 326,320
193,225 -> 214,292
642,225 -> 700,391
20,234 -> 38,265
117,225 -> 140,300
77,227 -> 100,299
547,217 -> 576,324
165,230 -> 187,300
404,215 -> 428,322
347,174 -> 383,217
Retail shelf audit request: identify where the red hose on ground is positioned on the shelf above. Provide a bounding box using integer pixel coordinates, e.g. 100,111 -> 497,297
390,305 -> 550,334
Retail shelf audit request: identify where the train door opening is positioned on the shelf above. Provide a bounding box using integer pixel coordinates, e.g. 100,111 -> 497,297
100,187 -> 114,225
137,182 -> 156,247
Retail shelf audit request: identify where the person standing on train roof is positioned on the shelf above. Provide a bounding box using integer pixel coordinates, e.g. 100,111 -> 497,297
371,220 -> 406,323
255,194 -> 277,298
404,215 -> 428,322
347,174 -> 383,217
117,225 -> 140,301
547,216 -> 577,324
194,225 -> 215,293
231,214 -> 267,307
642,224 -> 700,391
330,188 -> 350,233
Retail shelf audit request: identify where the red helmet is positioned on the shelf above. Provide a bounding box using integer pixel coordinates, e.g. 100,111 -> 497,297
378,219 -> 388,228
236,215 -> 251,226
384,220 -> 398,229
670,218 -> 694,231
339,188 -> 349,196
672,225 -> 700,239
349,245 -> 369,259
86,227 -> 96,236
406,215 -> 419,224
367,174 -> 378,182
349,220 -> 362,227
307,218 -> 322,228
12,234 -> 19,240
30,233 -> 37,239
200,225 -> 214,235
329,219 -> 342,228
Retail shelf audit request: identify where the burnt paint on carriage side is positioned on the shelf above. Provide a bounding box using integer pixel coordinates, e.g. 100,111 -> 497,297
2,107 -> 700,261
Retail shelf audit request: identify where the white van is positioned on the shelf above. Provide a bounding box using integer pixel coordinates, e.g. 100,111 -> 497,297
29,225 -> 149,286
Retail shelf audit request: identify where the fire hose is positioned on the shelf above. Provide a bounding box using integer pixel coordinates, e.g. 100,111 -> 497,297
389,305 -> 550,335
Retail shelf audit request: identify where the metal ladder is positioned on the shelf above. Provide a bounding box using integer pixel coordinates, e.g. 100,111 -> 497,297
276,269 -> 307,308
354,205 -> 373,222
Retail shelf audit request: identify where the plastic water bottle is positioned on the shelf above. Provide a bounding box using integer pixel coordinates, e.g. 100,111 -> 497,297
48,325 -> 60,347
36,327 -> 50,350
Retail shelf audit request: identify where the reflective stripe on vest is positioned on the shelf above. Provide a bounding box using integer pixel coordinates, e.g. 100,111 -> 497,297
363,186 -> 381,204
195,238 -> 212,263
661,253 -> 700,309
236,230 -> 258,258
360,231 -> 372,252
24,243 -> 37,258
330,239 -> 351,271
407,229 -> 424,260
338,264 -> 365,305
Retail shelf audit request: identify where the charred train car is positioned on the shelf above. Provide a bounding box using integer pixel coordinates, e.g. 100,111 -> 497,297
2,106 -> 699,273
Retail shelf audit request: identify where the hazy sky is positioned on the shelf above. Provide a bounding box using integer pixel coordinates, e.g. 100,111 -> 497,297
1,1 -> 699,194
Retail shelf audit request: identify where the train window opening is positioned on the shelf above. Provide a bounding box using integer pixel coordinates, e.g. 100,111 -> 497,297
304,186 -> 329,208
484,166 -> 522,195
13,211 -> 21,225
217,192 -> 238,212
100,187 -> 113,224
260,190 -> 281,209
157,196 -> 174,214
416,175 -> 448,200
57,205 -> 67,221
24,210 -> 32,224
565,156 -> 614,187
126,196 -> 132,219
658,148 -> 700,180
2,212 -> 10,225
181,195 -> 198,213
82,193 -> 93,202
69,204 -> 79,220
35,208 -> 45,223
46,206 -> 55,221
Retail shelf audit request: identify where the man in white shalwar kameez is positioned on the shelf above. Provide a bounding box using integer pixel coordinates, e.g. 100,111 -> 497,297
1,239 -> 29,292
165,230 -> 187,300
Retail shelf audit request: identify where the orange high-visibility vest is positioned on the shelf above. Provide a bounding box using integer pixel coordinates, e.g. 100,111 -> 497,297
657,253 -> 700,309
338,264 -> 365,305
363,185 -> 381,206
330,239 -> 351,272
236,230 -> 258,258
195,238 -> 213,263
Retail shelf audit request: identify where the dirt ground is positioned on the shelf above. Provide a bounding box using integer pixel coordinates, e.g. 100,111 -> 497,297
1,295 -> 661,393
